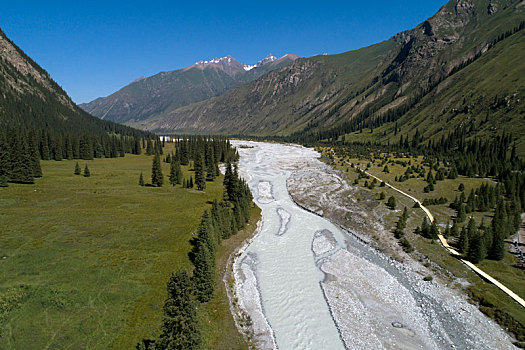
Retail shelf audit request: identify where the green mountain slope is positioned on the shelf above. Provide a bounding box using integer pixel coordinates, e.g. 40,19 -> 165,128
143,0 -> 524,147
80,54 -> 299,126
343,29 -> 525,154
0,28 -> 145,137
144,40 -> 396,133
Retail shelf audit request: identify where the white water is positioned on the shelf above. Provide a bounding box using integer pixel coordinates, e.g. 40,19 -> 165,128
232,141 -> 345,349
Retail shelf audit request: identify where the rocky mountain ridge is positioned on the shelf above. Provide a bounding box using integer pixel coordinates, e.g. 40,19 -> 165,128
80,53 -> 299,125
139,0 -> 524,151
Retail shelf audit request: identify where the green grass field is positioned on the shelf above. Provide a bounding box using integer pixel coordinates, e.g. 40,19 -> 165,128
327,149 -> 525,337
0,144 -> 251,349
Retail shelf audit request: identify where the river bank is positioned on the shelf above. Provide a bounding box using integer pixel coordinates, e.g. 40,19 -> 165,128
229,141 -> 515,350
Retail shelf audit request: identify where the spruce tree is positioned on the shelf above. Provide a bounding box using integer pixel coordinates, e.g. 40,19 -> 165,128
79,137 -> 93,160
447,166 -> 458,179
28,131 -> 42,177
40,133 -> 50,160
157,271 -> 202,350
83,164 -> 90,177
189,176 -> 194,188
53,134 -> 63,161
387,196 -> 396,210
139,172 -> 145,186
429,220 -> 439,239
457,204 -> 467,223
9,138 -> 34,184
194,152 -> 206,191
180,142 -> 189,165
176,161 -> 183,184
206,160 -> 215,182
196,211 -> 217,254
151,153 -> 164,187
458,227 -> 469,254
223,163 -> 233,201
0,133 -> 11,181
420,217 -> 430,237
468,231 -> 486,263
74,162 -> 81,175
192,243 -> 215,303
169,159 -> 177,186
145,139 -> 154,156
489,204 -> 506,260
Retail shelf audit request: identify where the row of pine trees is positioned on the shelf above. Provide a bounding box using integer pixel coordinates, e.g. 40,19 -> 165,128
143,136 -> 239,189
0,126 -> 149,186
137,163 -> 253,349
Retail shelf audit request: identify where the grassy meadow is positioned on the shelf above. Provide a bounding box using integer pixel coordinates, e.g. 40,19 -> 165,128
326,149 -> 525,337
0,144 -> 251,349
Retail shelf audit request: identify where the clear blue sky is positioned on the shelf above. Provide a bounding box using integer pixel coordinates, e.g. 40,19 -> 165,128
2,0 -> 446,104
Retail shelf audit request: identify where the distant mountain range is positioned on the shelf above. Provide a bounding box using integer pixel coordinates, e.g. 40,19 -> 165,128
80,53 -> 299,126
82,0 -> 523,153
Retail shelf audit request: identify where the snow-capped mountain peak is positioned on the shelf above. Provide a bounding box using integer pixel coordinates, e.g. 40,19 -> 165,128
194,55 -> 234,66
256,54 -> 277,67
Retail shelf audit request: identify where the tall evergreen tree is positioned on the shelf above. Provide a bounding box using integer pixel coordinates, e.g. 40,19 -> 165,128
420,217 -> 430,237
192,243 -> 215,303
429,220 -> 439,239
28,131 -> 42,177
157,271 -> 202,350
468,230 -> 486,263
180,142 -> 189,166
458,226 -> 469,254
151,153 -> 164,187
169,159 -> 178,187
194,152 -> 206,191
145,139 -> 154,156
53,134 -> 63,161
139,172 -> 145,186
0,133 -> 11,182
134,137 -> 142,155
74,162 -> 81,175
457,203 -> 467,223
83,164 -> 90,177
489,203 -> 506,260
9,138 -> 34,184
40,133 -> 50,160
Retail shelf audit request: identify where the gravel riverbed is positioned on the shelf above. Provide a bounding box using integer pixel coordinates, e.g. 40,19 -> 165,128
229,141 -> 515,350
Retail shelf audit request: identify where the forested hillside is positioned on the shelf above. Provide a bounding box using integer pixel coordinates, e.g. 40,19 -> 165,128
0,28 -> 154,185
141,0 -> 525,155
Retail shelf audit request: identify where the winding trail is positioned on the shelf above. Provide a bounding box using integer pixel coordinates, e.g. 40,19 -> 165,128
353,163 -> 525,308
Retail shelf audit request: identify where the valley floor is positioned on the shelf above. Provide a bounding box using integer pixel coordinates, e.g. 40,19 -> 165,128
0,144 -> 236,349
230,141 -> 515,349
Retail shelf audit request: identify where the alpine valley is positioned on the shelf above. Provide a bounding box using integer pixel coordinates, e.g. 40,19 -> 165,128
1,0 -> 525,349
82,0 -> 525,155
